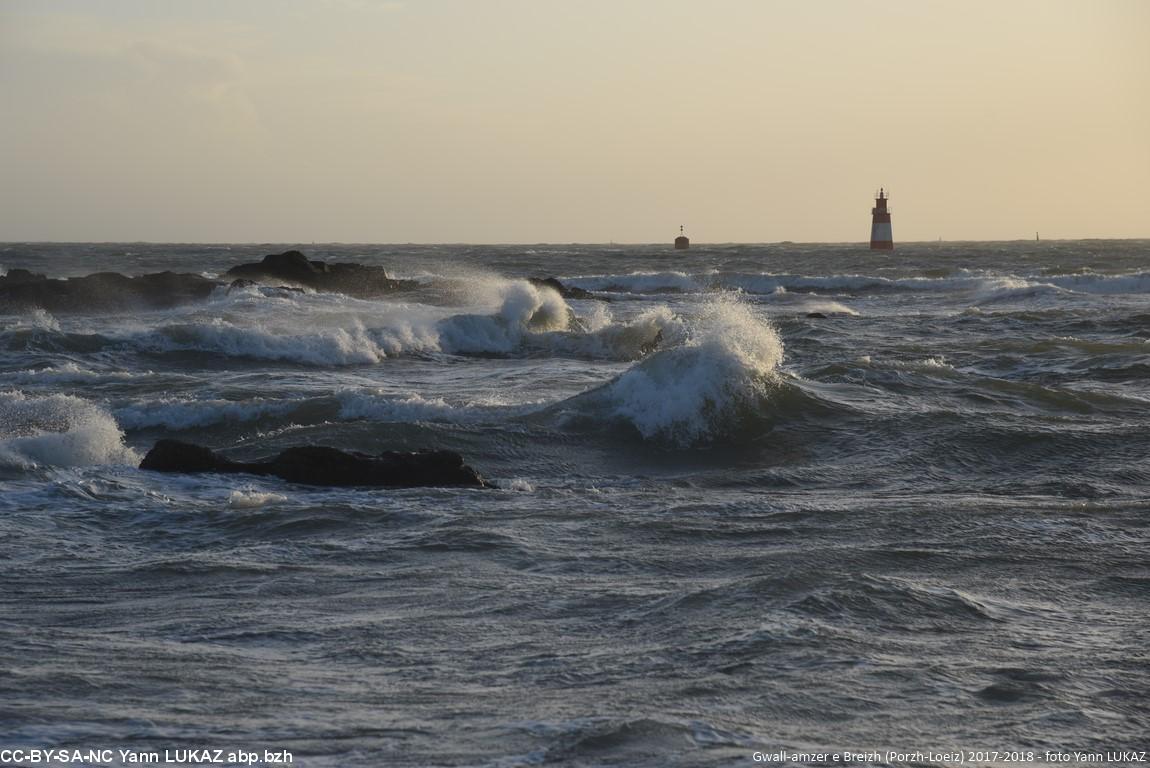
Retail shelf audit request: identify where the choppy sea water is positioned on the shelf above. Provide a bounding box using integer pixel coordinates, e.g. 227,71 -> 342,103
1,241 -> 1147,767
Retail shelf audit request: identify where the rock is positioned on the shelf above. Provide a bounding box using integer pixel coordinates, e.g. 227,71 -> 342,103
639,329 -> 664,356
224,250 -> 412,298
0,270 -> 218,313
140,439 -> 486,488
226,278 -> 258,293
140,439 -> 222,473
528,277 -> 600,301
2,268 -> 46,285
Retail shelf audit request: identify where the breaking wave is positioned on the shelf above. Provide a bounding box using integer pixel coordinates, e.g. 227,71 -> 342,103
3,280 -> 680,365
0,390 -> 139,469
114,398 -> 301,431
555,296 -> 788,445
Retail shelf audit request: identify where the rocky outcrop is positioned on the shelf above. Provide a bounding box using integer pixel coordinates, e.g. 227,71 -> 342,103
0,250 -> 418,312
528,277 -> 599,301
140,439 -> 486,488
0,270 -> 218,312
224,250 -> 411,298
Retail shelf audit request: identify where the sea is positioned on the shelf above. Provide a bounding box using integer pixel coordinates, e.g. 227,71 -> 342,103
1,241 -> 1147,767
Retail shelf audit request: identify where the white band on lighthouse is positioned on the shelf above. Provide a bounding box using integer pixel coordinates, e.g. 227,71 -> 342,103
871,222 -> 892,242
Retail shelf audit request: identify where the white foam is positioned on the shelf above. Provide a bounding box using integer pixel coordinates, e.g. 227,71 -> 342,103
148,318 -> 393,365
565,272 -> 701,294
338,391 -> 475,423
115,398 -> 297,430
436,279 -> 572,354
228,489 -> 288,509
6,308 -> 62,332
0,390 -> 139,468
1044,272 -> 1150,295
720,272 -> 1064,299
134,278 -> 576,363
541,306 -> 685,361
799,300 -> 859,316
581,295 -> 784,445
336,390 -> 541,423
970,276 -> 1064,303
13,362 -> 151,384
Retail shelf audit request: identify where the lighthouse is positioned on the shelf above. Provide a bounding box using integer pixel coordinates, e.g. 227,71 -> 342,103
870,188 -> 893,250
674,225 -> 690,250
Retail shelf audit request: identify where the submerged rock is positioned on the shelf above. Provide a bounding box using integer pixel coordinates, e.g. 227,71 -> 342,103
140,439 -> 486,488
0,270 -> 218,312
224,250 -> 412,298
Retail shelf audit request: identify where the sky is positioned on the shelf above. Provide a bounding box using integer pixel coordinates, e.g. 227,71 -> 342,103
1,0 -> 1147,243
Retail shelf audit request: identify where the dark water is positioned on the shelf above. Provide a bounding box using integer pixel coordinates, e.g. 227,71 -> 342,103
1,241 -> 1147,767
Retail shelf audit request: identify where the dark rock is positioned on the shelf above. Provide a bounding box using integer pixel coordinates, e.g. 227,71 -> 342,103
639,329 -> 664,356
224,250 -> 413,298
226,278 -> 258,293
140,439 -> 222,473
528,276 -> 600,301
0,270 -> 218,313
2,268 -> 46,285
140,439 -> 486,488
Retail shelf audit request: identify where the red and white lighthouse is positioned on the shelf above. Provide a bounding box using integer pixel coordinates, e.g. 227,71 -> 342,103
870,188 -> 893,250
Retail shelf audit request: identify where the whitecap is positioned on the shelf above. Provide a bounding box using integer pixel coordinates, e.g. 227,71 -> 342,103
0,390 -> 139,468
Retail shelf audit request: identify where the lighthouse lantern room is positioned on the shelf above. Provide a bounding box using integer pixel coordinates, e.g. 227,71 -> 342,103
870,188 -> 894,250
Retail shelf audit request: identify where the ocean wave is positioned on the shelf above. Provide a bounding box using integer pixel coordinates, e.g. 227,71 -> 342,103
0,390 -> 139,469
726,272 -> 1067,300
969,276 -> 1067,304
536,306 -> 685,360
108,279 -> 684,365
758,290 -> 860,316
554,296 -> 788,446
11,362 -> 156,385
228,489 -> 288,509
128,279 -> 576,364
1044,272 -> 1150,295
791,574 -> 1002,629
2,308 -> 62,332
564,269 -> 1150,299
144,319 -> 394,365
564,271 -> 701,294
114,398 -> 301,430
0,327 -> 115,354
434,279 -> 572,354
336,391 -> 506,424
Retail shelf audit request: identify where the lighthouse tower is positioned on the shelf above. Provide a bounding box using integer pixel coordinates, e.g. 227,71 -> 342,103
870,188 -> 893,250
674,225 -> 690,250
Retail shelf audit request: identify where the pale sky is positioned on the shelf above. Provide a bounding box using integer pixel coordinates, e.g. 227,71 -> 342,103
1,0 -> 1147,243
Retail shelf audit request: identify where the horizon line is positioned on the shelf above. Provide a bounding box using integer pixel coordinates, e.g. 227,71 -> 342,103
3,237 -> 1148,247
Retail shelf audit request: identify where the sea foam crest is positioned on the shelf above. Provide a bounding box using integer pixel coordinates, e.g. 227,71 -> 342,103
539,305 -> 684,361
0,390 -> 139,468
149,318 -> 391,365
577,295 -> 784,445
565,272 -> 701,294
436,279 -> 572,354
139,279 -> 574,364
114,398 -> 298,430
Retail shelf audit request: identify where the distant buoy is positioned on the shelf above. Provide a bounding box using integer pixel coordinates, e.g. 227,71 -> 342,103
870,188 -> 893,250
674,225 -> 690,250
